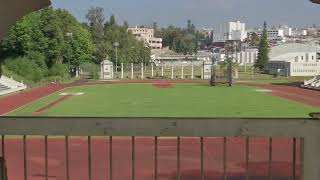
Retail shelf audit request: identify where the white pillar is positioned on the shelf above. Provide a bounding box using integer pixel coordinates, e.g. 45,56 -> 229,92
181,66 -> 184,79
201,63 -> 204,79
111,66 -> 114,78
161,65 -> 164,77
251,66 -> 254,78
101,64 -> 103,79
121,63 -> 124,79
131,63 -> 134,79
191,65 -> 194,79
171,66 -> 174,79
141,63 -> 144,79
151,63 -> 154,77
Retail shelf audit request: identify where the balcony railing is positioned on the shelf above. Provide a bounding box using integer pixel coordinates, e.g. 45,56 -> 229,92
0,117 -> 319,180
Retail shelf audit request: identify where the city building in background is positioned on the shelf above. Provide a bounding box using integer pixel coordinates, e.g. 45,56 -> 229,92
212,21 -> 247,43
128,27 -> 163,49
247,28 -> 285,43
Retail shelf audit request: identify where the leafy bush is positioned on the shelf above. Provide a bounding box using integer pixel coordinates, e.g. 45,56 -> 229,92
5,57 -> 48,82
80,62 -> 99,79
49,64 -> 69,79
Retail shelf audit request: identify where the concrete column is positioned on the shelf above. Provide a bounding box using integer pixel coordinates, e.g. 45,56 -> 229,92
171,66 -> 174,79
303,135 -> 320,180
121,63 -> 124,79
191,65 -> 194,79
100,64 -> 103,79
131,63 -> 134,79
234,68 -> 239,79
181,66 -> 184,79
111,66 -> 114,78
141,63 -> 144,79
151,63 -> 154,77
251,66 -> 254,78
201,63 -> 204,79
161,65 -> 164,77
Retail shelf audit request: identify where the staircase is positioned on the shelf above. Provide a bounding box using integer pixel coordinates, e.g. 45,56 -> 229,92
0,75 -> 27,96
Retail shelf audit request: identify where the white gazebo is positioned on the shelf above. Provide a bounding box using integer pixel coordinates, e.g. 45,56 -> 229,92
100,56 -> 114,80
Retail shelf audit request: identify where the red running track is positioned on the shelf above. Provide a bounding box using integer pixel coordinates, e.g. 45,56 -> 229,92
0,84 -> 67,115
2,137 -> 301,180
240,82 -> 320,108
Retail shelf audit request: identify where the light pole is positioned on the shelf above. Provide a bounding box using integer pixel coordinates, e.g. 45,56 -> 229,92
66,32 -> 73,78
113,42 -> 119,72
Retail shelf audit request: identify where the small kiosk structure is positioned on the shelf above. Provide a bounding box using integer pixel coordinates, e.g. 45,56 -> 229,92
100,56 -> 114,80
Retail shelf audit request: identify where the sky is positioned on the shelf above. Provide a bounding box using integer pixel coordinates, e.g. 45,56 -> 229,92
51,0 -> 320,28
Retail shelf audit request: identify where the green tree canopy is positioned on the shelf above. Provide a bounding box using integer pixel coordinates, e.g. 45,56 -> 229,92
255,21 -> 270,70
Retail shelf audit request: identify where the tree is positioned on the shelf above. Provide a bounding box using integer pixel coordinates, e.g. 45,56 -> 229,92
86,7 -> 106,63
85,7 -> 105,42
0,7 -> 95,82
123,20 -> 129,28
255,21 -> 269,70
109,15 -> 116,26
249,32 -> 259,47
187,20 -> 192,32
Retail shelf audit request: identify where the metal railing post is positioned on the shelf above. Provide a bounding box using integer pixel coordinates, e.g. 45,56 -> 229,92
44,136 -> 48,180
155,137 -> 158,180
109,136 -> 113,180
23,135 -> 27,180
1,135 -> 5,180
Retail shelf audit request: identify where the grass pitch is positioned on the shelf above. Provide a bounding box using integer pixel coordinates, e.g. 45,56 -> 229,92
9,84 -> 319,118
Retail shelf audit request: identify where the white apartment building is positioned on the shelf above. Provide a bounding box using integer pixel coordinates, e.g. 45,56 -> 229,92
291,28 -> 307,37
280,25 -> 292,36
247,28 -> 285,42
212,21 -> 247,43
265,43 -> 320,76
128,27 -> 162,49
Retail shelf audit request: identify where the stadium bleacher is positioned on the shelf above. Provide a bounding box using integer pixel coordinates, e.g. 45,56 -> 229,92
0,75 -> 27,96
303,75 -> 320,90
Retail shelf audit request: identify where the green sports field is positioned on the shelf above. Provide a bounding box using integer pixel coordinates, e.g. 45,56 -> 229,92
9,84 -> 319,118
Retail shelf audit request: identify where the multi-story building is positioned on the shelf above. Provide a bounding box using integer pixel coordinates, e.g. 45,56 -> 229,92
247,28 -> 285,43
280,25 -> 292,36
128,27 -> 163,49
212,21 -> 247,43
265,43 -> 320,76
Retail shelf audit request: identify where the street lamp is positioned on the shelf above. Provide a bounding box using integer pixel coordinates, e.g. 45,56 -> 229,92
113,42 -> 120,72
66,32 -> 73,78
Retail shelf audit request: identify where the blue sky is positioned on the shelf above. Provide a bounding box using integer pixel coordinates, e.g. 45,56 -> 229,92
51,0 -> 320,28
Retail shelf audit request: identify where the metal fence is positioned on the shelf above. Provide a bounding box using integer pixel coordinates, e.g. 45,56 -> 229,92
0,117 -> 319,180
